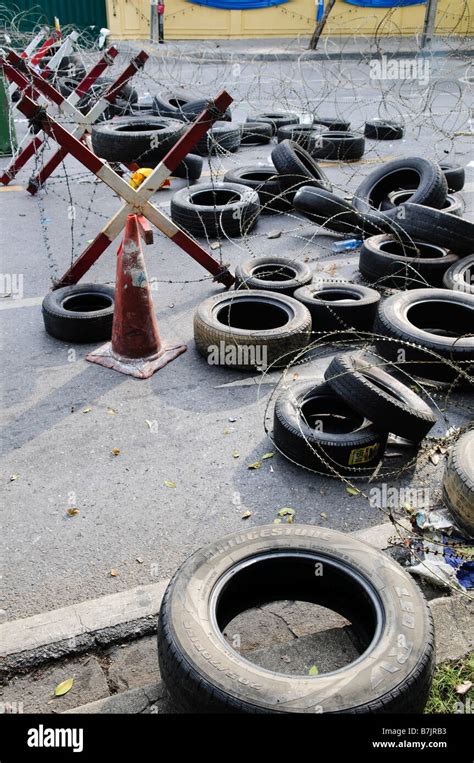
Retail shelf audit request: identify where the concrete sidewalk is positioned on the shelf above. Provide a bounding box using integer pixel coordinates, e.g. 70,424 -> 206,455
1,522 -> 472,714
136,34 -> 474,62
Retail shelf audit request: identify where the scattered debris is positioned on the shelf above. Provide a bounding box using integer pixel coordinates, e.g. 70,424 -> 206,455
111,448 -> 121,456
241,510 -> 252,519
66,508 -> 80,517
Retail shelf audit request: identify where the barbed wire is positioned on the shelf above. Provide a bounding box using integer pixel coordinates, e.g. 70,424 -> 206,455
2,5 -> 473,595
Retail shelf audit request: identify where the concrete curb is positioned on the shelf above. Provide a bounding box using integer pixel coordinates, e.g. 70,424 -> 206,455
63,594 -> 473,714
0,523 -> 394,677
0,521 -> 464,681
149,48 -> 474,63
0,580 -> 168,679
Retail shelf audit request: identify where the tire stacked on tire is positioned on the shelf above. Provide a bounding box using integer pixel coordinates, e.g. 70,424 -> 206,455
273,350 -> 436,477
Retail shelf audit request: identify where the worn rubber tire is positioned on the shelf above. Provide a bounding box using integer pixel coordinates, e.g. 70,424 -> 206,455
223,165 -> 291,214
91,115 -> 186,164
353,159 -> 448,219
312,116 -> 351,131
439,162 -> 465,193
389,203 -> 474,257
170,181 -> 260,239
194,121 -> 241,156
271,140 -> 332,201
247,112 -> 299,136
294,186 -> 362,235
158,523 -> 434,713
308,131 -> 365,161
153,95 -> 231,122
364,119 -> 404,140
381,190 -> 464,217
234,256 -> 312,295
325,352 -> 436,441
194,290 -> 311,369
274,381 -> 387,476
374,288 -> 474,383
442,254 -> 474,295
359,234 -> 459,289
293,281 -> 380,333
42,284 -> 115,343
277,124 -> 324,149
171,153 -> 203,181
239,121 -> 273,145
442,430 -> 474,537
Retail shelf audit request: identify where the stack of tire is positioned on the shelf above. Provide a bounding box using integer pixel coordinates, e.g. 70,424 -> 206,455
273,350 -> 436,477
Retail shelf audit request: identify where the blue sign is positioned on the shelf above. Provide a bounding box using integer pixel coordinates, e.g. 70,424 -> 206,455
188,0 -> 289,8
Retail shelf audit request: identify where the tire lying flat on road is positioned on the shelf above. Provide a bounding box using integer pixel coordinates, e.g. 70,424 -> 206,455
234,255 -> 312,295
158,524 -> 434,713
325,352 -> 436,442
359,235 -> 458,289
273,381 -> 387,476
194,290 -> 312,370
42,284 -> 115,343
293,281 -> 380,333
170,182 -> 260,239
91,116 -> 186,164
442,429 -> 474,537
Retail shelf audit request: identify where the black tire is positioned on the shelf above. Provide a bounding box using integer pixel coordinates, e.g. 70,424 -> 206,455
271,140 -> 332,202
389,203 -> 474,257
91,116 -> 186,164
353,158 -> 448,218
274,381 -> 387,476
325,352 -> 436,441
170,182 -> 260,239
443,254 -> 474,295
381,190 -> 463,217
293,281 -> 380,333
194,121 -> 241,156
277,124 -> 324,149
442,429 -> 474,536
312,116 -> 351,131
374,288 -> 474,383
153,95 -> 231,122
239,121 -> 273,145
42,284 -> 115,343
178,98 -> 232,123
234,256 -> 312,296
247,112 -> 299,136
158,524 -> 434,714
171,153 -> 203,181
294,186 -> 362,235
364,119 -> 404,140
223,165 -> 291,215
49,54 -> 86,80
193,290 -> 312,370
440,162 -> 465,193
359,234 -> 459,289
308,131 -> 365,162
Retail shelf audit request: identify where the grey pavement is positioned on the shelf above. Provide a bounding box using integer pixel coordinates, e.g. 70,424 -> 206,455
134,34 -> 474,62
0,48 -> 472,625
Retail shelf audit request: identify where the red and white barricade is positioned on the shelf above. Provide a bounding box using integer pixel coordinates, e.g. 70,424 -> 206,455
12,87 -> 235,288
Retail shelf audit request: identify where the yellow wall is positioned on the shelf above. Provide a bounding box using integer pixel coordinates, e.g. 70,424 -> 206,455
106,0 -> 474,40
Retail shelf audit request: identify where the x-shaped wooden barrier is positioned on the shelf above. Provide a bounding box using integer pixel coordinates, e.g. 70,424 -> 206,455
1,45 -> 120,186
14,88 -> 235,288
1,49 -> 148,192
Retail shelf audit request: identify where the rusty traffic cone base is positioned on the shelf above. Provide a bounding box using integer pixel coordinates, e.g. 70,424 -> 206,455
86,214 -> 186,379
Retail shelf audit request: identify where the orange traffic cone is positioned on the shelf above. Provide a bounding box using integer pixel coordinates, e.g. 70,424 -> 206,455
86,214 -> 186,378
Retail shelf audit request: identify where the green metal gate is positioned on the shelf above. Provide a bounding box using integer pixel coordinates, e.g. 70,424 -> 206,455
8,1 -> 108,33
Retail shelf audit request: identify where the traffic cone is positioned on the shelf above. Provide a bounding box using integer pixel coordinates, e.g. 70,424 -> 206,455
86,214 -> 186,378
